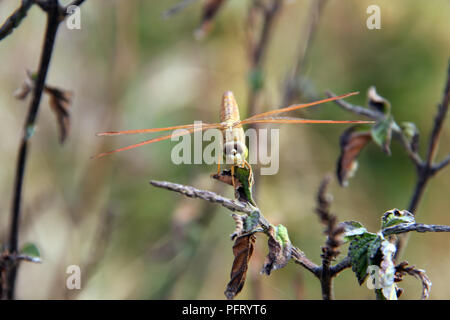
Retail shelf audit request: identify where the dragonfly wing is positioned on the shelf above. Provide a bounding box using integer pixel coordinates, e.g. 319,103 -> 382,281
244,92 -> 359,121
93,124 -> 223,159
97,122 -> 222,136
239,116 -> 374,126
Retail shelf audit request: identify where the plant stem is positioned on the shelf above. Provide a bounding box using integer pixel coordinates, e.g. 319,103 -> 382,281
5,0 -> 61,300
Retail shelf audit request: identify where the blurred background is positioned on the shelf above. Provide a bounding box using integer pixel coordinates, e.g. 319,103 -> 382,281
0,0 -> 449,299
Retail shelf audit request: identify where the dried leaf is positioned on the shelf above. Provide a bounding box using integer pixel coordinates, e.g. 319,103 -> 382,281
45,86 -> 73,144
337,125 -> 372,186
13,70 -> 35,100
261,225 -> 292,275
367,86 -> 391,115
224,234 -> 256,300
395,261 -> 432,300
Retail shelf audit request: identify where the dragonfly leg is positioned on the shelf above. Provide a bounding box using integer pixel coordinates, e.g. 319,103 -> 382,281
243,160 -> 254,186
216,155 -> 221,174
231,165 -> 236,190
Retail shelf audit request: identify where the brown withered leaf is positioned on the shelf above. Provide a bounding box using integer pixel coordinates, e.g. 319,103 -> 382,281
45,86 -> 73,144
261,225 -> 292,275
395,261 -> 432,300
337,125 -> 372,187
196,0 -> 227,38
224,234 -> 256,300
13,70 -> 35,100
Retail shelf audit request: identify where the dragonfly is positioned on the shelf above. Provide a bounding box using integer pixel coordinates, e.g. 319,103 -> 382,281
94,91 -> 373,187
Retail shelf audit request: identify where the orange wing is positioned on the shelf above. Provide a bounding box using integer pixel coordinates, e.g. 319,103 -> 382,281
239,116 -> 373,126
93,122 -> 223,159
245,91 -> 360,121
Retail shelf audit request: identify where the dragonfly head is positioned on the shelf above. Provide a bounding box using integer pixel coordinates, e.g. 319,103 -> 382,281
223,140 -> 248,166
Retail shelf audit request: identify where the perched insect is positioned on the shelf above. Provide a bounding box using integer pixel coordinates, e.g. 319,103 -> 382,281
94,91 -> 372,187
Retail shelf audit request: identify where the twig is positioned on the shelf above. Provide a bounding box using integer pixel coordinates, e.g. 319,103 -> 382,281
383,223 -> 450,236
396,63 -> 450,259
282,0 -> 328,106
314,175 -> 344,300
0,0 -> 34,41
291,247 -> 320,277
4,0 -> 61,300
149,179 -> 319,277
246,0 -> 283,118
150,180 -> 255,214
432,153 -> 450,174
163,0 -> 199,19
325,90 -> 384,119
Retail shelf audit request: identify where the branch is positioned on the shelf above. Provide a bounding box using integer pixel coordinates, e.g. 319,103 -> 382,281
314,175 -> 345,299
432,153 -> 450,174
383,223 -> 450,236
325,90 -> 384,119
4,0 -> 61,300
0,0 -> 34,42
149,179 -> 320,278
325,90 -> 423,169
246,0 -> 283,118
150,180 -> 255,215
163,0 -> 199,19
426,63 -> 450,165
282,0 -> 328,106
291,247 -> 320,277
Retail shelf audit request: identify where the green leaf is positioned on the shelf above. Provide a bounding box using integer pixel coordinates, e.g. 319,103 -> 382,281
341,221 -> 369,242
234,166 -> 256,206
275,224 -> 290,246
348,233 -> 381,285
381,209 -> 415,229
21,243 -> 40,258
371,116 -> 393,155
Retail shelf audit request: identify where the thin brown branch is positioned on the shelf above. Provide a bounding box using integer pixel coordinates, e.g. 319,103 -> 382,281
282,0 -> 328,106
4,0 -> 61,300
246,0 -> 283,118
314,175 -> 345,300
150,180 -> 255,214
0,0 -> 34,41
426,63 -> 450,165
163,0 -> 199,18
383,223 -> 450,236
291,247 -> 320,277
432,153 -> 450,174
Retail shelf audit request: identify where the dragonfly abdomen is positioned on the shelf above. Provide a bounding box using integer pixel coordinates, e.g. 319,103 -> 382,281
220,91 -> 240,123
